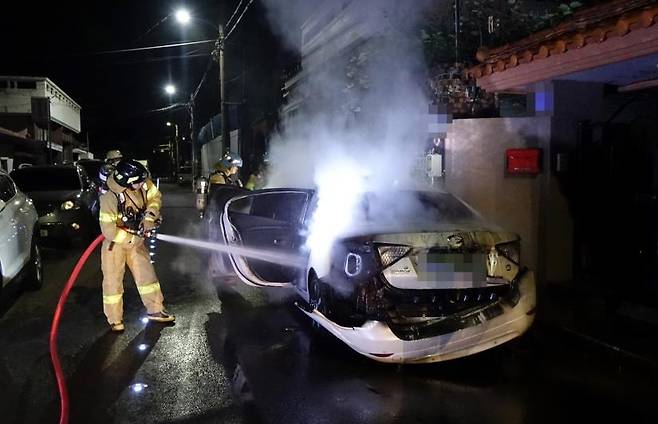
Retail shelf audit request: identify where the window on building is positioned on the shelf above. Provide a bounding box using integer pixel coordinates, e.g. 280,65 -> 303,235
16,81 -> 37,89
0,80 -> 8,89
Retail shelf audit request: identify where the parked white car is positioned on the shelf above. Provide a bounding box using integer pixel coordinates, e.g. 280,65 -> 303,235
218,188 -> 536,364
0,171 -> 42,295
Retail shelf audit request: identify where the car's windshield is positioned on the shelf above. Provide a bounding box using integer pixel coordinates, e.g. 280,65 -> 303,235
11,168 -> 81,192
357,191 -> 477,225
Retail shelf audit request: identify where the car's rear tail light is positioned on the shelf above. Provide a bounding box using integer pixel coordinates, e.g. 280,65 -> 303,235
496,241 -> 520,264
377,244 -> 412,269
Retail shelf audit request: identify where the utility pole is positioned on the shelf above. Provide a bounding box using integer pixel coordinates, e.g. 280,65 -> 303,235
217,24 -> 229,152
188,97 -> 196,189
86,131 -> 90,158
174,123 -> 179,180
454,0 -> 461,62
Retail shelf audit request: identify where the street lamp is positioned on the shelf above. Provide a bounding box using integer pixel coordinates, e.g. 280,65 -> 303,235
175,9 -> 191,25
164,84 -> 176,95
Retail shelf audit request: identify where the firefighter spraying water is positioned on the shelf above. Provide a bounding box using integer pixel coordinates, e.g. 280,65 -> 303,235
98,159 -> 175,332
50,170 -> 307,424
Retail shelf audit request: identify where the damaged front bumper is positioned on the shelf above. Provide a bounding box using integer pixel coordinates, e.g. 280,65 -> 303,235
298,269 -> 536,363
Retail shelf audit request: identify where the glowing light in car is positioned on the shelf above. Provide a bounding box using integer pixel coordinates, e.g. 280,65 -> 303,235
61,200 -> 75,210
345,252 -> 362,277
131,383 -> 148,393
138,344 -> 148,351
71,223 -> 80,230
305,161 -> 366,276
141,317 -> 149,324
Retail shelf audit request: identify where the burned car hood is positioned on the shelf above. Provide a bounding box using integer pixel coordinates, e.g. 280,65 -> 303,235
336,219 -> 506,241
369,229 -> 518,248
25,190 -> 81,214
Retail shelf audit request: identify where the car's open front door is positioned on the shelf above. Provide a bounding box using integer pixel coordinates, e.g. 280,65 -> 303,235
221,189 -> 313,287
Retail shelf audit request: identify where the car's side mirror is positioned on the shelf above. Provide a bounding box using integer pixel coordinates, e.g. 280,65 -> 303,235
0,199 -> 6,213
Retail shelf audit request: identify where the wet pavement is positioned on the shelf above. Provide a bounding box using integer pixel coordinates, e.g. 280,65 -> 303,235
1,184 -> 657,423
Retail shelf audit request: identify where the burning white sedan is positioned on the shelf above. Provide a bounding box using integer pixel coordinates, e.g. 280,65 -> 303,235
219,188 -> 536,364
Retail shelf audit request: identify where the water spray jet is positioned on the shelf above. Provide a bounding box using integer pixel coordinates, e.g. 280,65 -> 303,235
156,233 -> 307,269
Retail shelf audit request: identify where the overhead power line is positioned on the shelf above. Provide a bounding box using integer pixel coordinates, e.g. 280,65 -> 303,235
225,0 -> 254,40
87,39 -> 215,55
192,57 -> 216,100
110,52 -> 211,66
225,0 -> 245,31
130,15 -> 170,45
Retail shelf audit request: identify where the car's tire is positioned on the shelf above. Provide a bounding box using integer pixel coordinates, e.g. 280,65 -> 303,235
309,271 -> 363,327
24,235 -> 44,291
308,272 -> 333,318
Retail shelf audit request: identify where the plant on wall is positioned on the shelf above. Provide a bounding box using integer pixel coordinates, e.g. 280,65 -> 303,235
422,0 -> 586,116
422,0 -> 585,66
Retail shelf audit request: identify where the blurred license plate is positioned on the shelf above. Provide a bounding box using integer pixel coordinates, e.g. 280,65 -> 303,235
40,229 -> 48,237
418,252 -> 486,288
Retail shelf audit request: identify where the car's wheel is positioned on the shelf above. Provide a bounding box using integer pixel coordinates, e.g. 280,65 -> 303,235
309,271 -> 363,327
24,235 -> 44,291
308,272 -> 333,318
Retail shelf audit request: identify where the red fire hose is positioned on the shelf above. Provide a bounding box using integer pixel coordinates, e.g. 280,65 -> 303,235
49,234 -> 104,424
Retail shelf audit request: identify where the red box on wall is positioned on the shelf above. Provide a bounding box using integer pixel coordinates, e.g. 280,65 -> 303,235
506,148 -> 541,175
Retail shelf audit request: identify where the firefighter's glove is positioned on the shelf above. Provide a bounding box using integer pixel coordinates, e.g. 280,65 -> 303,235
142,219 -> 157,231
141,214 -> 160,238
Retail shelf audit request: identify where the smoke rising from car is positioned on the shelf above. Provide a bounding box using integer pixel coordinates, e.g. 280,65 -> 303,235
260,0 -> 437,275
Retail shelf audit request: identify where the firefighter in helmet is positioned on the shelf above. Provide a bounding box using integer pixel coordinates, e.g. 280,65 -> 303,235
209,152 -> 243,186
245,152 -> 269,190
99,159 -> 175,332
98,150 -> 124,194
105,149 -> 123,166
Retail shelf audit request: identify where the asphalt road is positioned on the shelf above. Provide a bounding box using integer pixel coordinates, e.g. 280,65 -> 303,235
1,184 -> 657,423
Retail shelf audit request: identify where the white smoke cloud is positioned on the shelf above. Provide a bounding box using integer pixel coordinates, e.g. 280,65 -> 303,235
261,0 -> 438,276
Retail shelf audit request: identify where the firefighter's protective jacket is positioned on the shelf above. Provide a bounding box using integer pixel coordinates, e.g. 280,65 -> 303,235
99,175 -> 162,244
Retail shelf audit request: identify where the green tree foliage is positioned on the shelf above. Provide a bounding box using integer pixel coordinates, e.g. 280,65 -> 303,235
422,0 -> 585,66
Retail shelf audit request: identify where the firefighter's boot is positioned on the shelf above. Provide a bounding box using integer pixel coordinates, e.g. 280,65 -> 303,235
147,310 -> 176,323
110,321 -> 125,332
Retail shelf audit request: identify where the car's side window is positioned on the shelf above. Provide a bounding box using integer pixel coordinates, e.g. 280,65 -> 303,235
228,196 -> 253,214
250,193 -> 307,224
0,175 -> 17,202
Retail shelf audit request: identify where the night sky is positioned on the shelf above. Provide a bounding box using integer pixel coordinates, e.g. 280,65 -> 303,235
1,0 -> 293,159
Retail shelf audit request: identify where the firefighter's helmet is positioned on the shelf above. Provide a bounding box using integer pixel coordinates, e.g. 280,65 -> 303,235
114,159 -> 148,187
221,152 -> 243,168
105,150 -> 123,162
98,163 -> 113,183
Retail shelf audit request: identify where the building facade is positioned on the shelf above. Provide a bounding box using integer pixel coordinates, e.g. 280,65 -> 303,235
0,76 -> 85,164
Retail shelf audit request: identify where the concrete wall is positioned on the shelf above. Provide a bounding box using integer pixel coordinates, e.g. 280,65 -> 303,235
45,80 -> 81,133
445,81 -> 658,286
301,1 -> 369,72
444,117 -> 551,279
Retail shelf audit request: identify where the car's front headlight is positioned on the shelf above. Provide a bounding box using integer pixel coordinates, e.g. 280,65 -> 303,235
377,244 -> 412,269
61,200 -> 79,211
